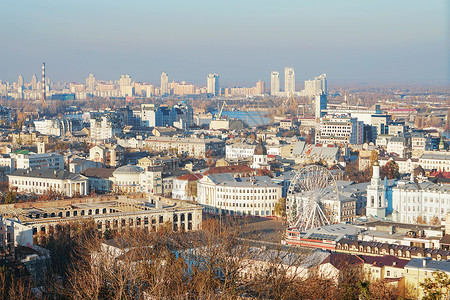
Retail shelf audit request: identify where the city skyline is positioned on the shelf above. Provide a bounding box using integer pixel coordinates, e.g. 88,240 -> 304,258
0,0 -> 448,85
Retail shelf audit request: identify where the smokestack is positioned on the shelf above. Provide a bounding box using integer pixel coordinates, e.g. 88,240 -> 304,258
41,62 -> 46,101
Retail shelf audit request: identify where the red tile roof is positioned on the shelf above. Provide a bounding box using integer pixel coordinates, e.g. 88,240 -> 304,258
357,255 -> 409,269
321,253 -> 364,270
176,173 -> 203,181
204,165 -> 254,175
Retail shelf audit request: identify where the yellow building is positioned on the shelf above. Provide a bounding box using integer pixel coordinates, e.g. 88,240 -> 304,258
404,257 -> 450,299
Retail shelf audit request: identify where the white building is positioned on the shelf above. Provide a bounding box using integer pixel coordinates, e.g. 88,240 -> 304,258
161,72 -> 169,95
207,73 -> 220,96
90,113 -> 124,141
376,134 -> 394,147
315,114 -> 363,145
366,162 -> 387,218
284,67 -> 295,96
111,165 -> 143,194
391,179 -> 450,224
144,136 -> 225,158
302,73 -> 327,98
14,152 -> 64,171
197,174 -> 282,216
140,166 -> 163,195
270,71 -> 280,96
386,136 -> 407,158
251,141 -> 270,170
314,93 -> 327,119
119,74 -> 134,97
69,158 -> 102,173
172,173 -> 203,201
8,169 -> 88,197
86,73 -> 96,91
418,152 -> 450,172
34,118 -> 78,137
378,157 -> 418,174
225,143 -> 256,159
0,216 -> 33,254
326,106 -> 383,126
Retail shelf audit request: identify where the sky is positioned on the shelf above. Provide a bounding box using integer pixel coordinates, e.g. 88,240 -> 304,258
0,0 -> 448,86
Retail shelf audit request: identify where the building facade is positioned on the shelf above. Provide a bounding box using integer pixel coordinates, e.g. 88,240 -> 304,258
207,73 -> 220,96
197,174 -> 282,216
8,169 -> 89,197
315,114 -> 363,145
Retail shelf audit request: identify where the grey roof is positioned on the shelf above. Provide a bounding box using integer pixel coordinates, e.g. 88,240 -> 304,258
395,180 -> 450,193
226,143 -> 257,149
81,168 -> 115,179
9,169 -> 83,180
205,174 -> 280,188
292,141 -> 306,156
113,165 -> 143,175
405,258 -> 450,272
389,136 -> 406,143
421,153 -> 450,161
298,223 -> 362,242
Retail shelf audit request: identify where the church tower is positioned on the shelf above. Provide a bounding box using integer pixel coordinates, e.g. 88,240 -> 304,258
366,161 -> 386,218
251,139 -> 270,170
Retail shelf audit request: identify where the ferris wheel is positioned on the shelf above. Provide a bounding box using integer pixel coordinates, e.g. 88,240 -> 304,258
286,165 -> 339,232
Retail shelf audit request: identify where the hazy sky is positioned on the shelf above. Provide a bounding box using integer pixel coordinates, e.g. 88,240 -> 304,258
1,0 -> 448,86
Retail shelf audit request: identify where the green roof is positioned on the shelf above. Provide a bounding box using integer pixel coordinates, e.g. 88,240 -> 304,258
13,149 -> 30,155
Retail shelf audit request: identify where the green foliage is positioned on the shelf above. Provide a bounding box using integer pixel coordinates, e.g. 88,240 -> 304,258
3,191 -> 17,204
274,198 -> 286,218
381,160 -> 400,179
420,271 -> 450,300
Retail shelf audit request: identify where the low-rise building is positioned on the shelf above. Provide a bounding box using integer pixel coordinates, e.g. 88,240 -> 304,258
111,165 -> 144,194
197,174 -> 282,216
144,137 -> 225,158
225,143 -> 256,159
69,158 -> 102,173
0,196 -> 203,235
8,169 -> 89,197
387,136 -> 407,158
404,258 -> 450,299
418,152 -> 450,172
89,144 -> 124,167
81,167 -> 115,194
391,179 -> 450,224
12,152 -> 64,171
172,173 -> 203,201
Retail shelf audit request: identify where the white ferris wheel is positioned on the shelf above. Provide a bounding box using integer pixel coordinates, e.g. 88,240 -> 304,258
286,165 -> 339,232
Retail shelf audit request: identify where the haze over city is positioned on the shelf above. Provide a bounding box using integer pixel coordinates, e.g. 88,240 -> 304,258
2,1 -> 450,299
1,0 -> 448,85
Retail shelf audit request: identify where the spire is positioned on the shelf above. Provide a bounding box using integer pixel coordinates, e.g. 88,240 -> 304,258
373,160 -> 380,179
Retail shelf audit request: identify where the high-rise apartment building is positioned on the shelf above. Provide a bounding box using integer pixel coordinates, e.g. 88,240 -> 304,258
284,67 -> 295,96
207,73 -> 220,96
119,74 -> 133,97
31,74 -> 37,90
270,71 -> 280,96
314,93 -> 327,119
304,73 -> 327,97
17,75 -> 24,88
256,80 -> 264,94
161,72 -> 169,95
86,73 -> 96,91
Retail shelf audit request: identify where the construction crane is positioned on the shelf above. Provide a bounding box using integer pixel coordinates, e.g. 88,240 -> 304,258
283,93 -> 296,108
215,101 -> 227,119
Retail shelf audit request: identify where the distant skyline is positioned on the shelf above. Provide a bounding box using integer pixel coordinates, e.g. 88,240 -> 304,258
0,0 -> 448,85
